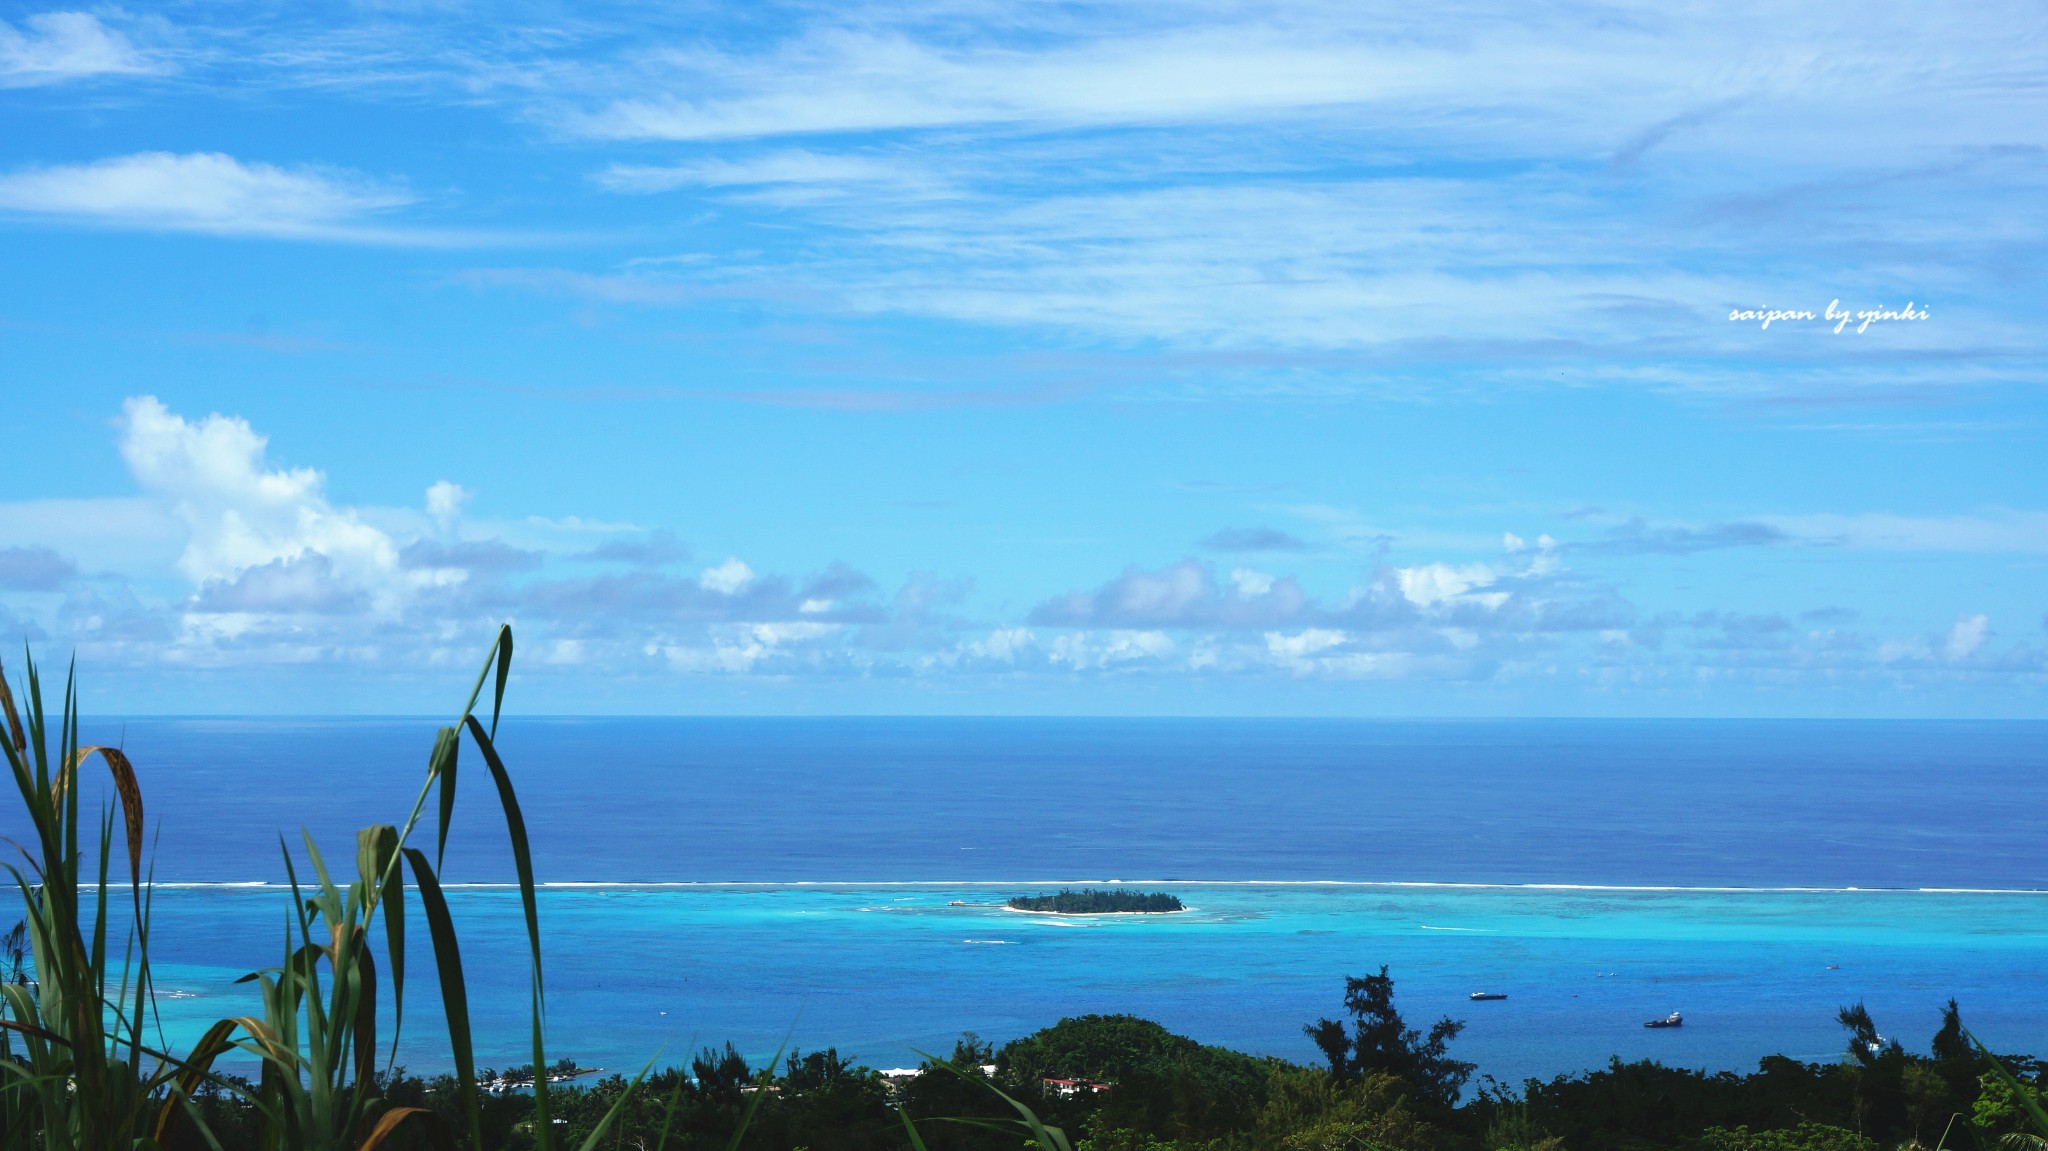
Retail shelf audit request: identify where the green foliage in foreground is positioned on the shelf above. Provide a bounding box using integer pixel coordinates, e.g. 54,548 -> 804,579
156,1003 -> 2042,1151
0,631 -> 645,1151
1006,890 -> 1184,914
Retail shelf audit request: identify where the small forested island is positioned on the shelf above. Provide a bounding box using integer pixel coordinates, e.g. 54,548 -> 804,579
1007,888 -> 1184,914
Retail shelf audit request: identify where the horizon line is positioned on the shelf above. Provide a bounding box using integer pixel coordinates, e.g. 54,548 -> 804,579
120,879 -> 2048,896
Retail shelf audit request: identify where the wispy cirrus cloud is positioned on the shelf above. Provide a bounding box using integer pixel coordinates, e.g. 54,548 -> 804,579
596,149 -> 911,194
0,12 -> 158,88
1759,510 -> 2048,554
559,10 -> 2040,156
0,152 -> 410,240
511,3 -> 2047,388
1571,518 -> 1793,556
0,152 -> 531,245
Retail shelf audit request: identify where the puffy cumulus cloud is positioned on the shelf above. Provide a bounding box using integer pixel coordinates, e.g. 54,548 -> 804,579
654,620 -> 849,675
1393,562 -> 1505,609
962,626 -> 1035,664
1047,629 -> 1176,671
1029,559 -> 1309,629
425,481 -> 469,534
1027,551 -> 1632,651
699,556 -> 755,594
1946,614 -> 1990,662
6,396 -> 2044,696
0,12 -> 156,87
189,553 -> 369,615
1264,627 -> 1345,662
1001,548 -> 1653,681
119,396 -> 407,598
0,546 -> 77,591
1230,568 -> 1276,598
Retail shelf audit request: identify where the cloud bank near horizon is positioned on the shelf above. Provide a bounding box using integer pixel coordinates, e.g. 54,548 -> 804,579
0,398 -> 2037,710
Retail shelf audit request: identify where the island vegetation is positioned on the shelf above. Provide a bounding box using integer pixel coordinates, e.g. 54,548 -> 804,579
1007,888 -> 1185,914
5,633 -> 2044,1151
162,987 -> 2048,1151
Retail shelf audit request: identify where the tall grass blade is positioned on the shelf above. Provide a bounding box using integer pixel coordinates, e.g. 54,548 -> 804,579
489,626 -> 513,739
1969,1028 -> 2048,1137
403,845 -> 484,1149
361,823 -> 407,1071
898,1105 -> 932,1151
432,726 -> 460,869
573,1054 -> 661,1151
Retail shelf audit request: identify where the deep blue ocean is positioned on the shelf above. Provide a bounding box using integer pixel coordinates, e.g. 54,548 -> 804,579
16,718 -> 2048,1086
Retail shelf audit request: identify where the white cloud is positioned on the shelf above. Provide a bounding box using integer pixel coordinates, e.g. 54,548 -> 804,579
1047,628 -> 1175,670
597,149 -> 906,194
1945,614 -> 1989,662
0,152 -> 431,241
964,626 -> 1035,662
1394,562 -> 1504,609
1503,532 -> 1526,553
567,24 -> 1691,144
426,480 -> 470,534
1230,567 -> 1276,598
0,13 -> 155,88
562,9 -> 2046,165
428,4 -> 2031,372
699,556 -> 755,594
117,395 -> 406,604
1264,628 -> 1346,661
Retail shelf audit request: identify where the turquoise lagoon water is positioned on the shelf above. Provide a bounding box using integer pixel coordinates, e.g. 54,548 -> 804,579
139,882 -> 2047,1086
17,717 -> 2048,1084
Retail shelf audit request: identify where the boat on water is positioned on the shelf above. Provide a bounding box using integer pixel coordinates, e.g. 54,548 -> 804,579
1469,992 -> 1508,1001
1645,1012 -> 1684,1029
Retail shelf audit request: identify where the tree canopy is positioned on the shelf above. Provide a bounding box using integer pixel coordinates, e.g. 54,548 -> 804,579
1303,966 -> 1475,1111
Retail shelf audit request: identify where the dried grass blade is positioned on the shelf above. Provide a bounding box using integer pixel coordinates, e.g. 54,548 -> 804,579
71,746 -> 144,886
0,654 -> 25,754
360,1106 -> 460,1151
151,1017 -> 238,1144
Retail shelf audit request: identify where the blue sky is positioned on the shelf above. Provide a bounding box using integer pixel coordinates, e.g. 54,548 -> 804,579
0,2 -> 2043,715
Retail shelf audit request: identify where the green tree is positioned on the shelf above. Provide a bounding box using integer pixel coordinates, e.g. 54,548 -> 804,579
1697,1121 -> 1877,1151
1304,969 -> 1473,1112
